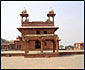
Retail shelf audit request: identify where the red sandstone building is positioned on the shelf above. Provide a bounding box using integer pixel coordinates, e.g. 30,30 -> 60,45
1,9 -> 84,53
16,8 -> 60,54
1,39 -> 21,51
74,42 -> 84,50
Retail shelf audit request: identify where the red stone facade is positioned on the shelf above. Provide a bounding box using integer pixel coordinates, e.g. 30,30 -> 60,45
16,8 -> 60,54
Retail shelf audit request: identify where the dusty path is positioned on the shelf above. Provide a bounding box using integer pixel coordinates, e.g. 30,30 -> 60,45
1,50 -> 84,54
1,54 -> 84,69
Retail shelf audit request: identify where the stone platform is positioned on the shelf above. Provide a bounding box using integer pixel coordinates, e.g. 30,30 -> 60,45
24,53 -> 59,58
1,50 -> 84,57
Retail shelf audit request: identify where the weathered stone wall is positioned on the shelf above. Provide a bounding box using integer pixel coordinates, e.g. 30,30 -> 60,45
21,29 -> 54,36
21,40 -> 54,50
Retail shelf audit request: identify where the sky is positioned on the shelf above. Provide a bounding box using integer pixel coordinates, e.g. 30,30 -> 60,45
1,1 -> 84,46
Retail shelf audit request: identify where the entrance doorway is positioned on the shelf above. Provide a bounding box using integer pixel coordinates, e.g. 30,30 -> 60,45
35,40 -> 41,49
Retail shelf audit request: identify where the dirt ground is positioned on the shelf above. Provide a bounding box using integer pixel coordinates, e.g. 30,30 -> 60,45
1,50 -> 84,54
1,54 -> 84,69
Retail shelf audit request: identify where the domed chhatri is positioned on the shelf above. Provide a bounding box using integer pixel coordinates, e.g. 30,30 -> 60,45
47,8 -> 56,18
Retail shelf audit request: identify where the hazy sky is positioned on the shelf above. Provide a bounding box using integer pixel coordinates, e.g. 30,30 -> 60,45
1,1 -> 84,46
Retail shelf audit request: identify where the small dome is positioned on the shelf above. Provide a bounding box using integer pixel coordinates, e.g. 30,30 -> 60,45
49,8 -> 54,14
22,8 -> 27,14
49,8 -> 53,11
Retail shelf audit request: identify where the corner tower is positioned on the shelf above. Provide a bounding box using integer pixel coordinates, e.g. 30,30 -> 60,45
47,8 -> 56,25
20,8 -> 29,26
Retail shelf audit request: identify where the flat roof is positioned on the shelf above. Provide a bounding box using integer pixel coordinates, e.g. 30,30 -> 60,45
14,39 -> 20,41
1,43 -> 9,46
17,26 -> 59,29
74,42 -> 84,44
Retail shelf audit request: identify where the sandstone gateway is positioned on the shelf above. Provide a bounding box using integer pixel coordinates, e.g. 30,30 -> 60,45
16,8 -> 60,54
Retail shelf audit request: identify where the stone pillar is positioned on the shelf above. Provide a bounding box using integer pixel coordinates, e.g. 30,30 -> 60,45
83,43 -> 84,47
52,17 -> 54,24
21,40 -> 24,50
77,44 -> 79,47
55,40 -> 59,54
80,43 -> 81,50
48,17 -> 50,23
41,39 -> 44,53
74,44 -> 76,49
25,41 -> 29,54
21,17 -> 23,26
57,40 -> 59,50
83,43 -> 84,49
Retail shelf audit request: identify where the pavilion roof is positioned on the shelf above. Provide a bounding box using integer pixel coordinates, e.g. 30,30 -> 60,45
24,34 -> 56,37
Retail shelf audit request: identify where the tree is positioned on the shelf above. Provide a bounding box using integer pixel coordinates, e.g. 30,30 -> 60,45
59,45 -> 64,49
65,45 -> 74,50
1,38 -> 9,43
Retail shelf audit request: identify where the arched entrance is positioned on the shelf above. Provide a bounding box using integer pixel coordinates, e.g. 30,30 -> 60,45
35,40 -> 41,49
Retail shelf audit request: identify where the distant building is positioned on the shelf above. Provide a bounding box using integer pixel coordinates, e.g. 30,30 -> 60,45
1,40 -> 15,51
74,42 -> 84,50
1,38 -> 21,51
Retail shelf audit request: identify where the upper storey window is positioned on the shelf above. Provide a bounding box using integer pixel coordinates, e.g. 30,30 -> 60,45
36,31 -> 40,34
44,31 -> 47,34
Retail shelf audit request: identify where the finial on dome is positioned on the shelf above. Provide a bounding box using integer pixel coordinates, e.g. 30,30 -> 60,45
49,7 -> 54,14
22,7 -> 27,14
24,7 -> 26,11
49,7 -> 53,11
